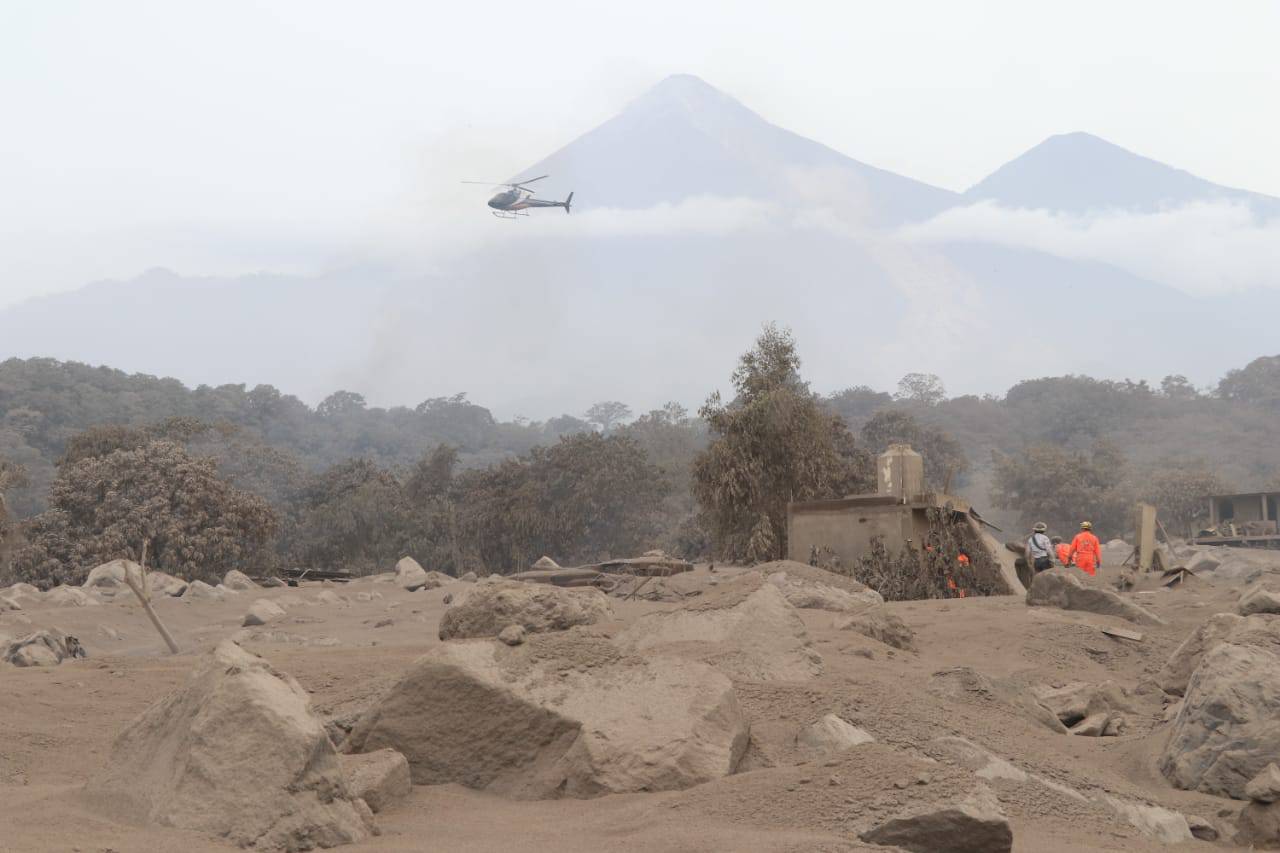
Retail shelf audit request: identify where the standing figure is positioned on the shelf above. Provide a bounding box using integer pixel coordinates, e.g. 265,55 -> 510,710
1027,522 -> 1055,573
1067,521 -> 1102,576
1053,536 -> 1072,567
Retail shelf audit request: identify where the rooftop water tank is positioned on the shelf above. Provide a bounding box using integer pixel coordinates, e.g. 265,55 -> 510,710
878,444 -> 923,503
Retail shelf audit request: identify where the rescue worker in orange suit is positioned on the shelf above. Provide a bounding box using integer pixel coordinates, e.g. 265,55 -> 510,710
1052,536 -> 1072,567
1067,521 -> 1102,576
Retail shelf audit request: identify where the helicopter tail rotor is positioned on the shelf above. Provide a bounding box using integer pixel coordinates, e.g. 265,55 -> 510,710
564,192 -> 573,214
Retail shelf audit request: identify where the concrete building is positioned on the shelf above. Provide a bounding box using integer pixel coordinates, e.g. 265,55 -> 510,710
1190,491 -> 1280,545
786,444 -> 1024,595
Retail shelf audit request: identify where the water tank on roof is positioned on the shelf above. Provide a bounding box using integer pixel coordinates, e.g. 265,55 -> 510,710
878,444 -> 923,502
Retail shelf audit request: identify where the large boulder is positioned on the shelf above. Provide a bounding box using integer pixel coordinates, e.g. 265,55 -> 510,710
438,580 -> 613,641
1239,583 -> 1280,616
1247,764 -> 1280,804
395,557 -> 431,591
83,559 -> 142,590
44,585 -> 100,607
1161,634 -> 1280,799
343,633 -> 748,798
1030,682 -> 1093,725
84,641 -> 373,849
1026,568 -> 1162,625
859,784 -> 1013,853
1236,801 -> 1280,848
338,749 -> 410,813
147,571 -> 189,597
1186,551 -> 1223,574
5,629 -> 86,667
841,608 -> 917,651
223,570 -> 259,592
243,598 -> 286,627
1031,681 -> 1132,732
797,714 -> 875,752
615,574 -> 823,682
1159,612 -> 1244,696
181,580 -> 225,602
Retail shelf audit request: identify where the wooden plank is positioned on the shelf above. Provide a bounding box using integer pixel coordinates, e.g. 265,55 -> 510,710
1135,502 -> 1157,571
1100,626 -> 1144,642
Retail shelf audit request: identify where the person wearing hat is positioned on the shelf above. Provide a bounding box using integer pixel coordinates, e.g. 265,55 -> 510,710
1027,522 -> 1055,573
1067,521 -> 1102,576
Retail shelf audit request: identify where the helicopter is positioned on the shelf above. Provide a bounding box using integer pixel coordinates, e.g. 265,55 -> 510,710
461,175 -> 574,219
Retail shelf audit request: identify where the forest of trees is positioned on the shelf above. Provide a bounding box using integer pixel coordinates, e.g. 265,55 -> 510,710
3,347 -> 1280,586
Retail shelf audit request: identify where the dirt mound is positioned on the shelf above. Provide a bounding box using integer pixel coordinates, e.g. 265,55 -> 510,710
928,666 -> 1067,734
616,574 -> 823,681
84,641 -> 373,850
753,560 -> 882,598
344,633 -> 748,798
438,580 -> 613,640
1026,568 -> 1162,625
765,568 -> 884,612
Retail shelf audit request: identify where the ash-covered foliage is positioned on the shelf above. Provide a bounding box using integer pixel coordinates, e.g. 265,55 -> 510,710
692,325 -> 874,562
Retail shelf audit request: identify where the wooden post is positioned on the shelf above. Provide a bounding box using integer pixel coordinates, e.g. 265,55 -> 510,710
122,541 -> 180,655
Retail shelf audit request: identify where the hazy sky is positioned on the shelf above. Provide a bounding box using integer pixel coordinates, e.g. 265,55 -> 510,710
2,0 -> 1279,310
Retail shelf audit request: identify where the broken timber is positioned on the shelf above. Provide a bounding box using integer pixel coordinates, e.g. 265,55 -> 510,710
1100,626 -> 1144,642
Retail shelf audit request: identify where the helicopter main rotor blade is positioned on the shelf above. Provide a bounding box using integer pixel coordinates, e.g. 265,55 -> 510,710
511,175 -> 548,186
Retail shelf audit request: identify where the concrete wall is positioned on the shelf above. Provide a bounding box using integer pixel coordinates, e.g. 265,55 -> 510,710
1212,494 -> 1280,524
786,499 -> 915,566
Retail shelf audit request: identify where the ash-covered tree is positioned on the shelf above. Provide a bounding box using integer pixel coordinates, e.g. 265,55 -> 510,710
1218,355 -> 1280,411
692,324 -> 873,562
583,401 -> 633,434
860,410 -> 968,491
285,458 -> 417,575
0,457 -> 29,567
1159,374 -> 1201,401
457,432 -> 668,572
13,437 -> 276,587
991,440 -> 1130,539
895,372 -> 947,406
1138,460 -> 1231,537
824,385 -> 893,428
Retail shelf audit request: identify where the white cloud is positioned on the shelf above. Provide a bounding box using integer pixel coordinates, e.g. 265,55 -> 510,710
897,200 -> 1280,296
546,195 -> 778,237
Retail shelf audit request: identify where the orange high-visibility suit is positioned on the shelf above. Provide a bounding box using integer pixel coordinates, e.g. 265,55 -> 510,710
1068,531 -> 1102,576
1055,543 -> 1072,566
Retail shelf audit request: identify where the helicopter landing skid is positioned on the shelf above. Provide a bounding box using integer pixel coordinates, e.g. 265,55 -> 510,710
491,210 -> 529,220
